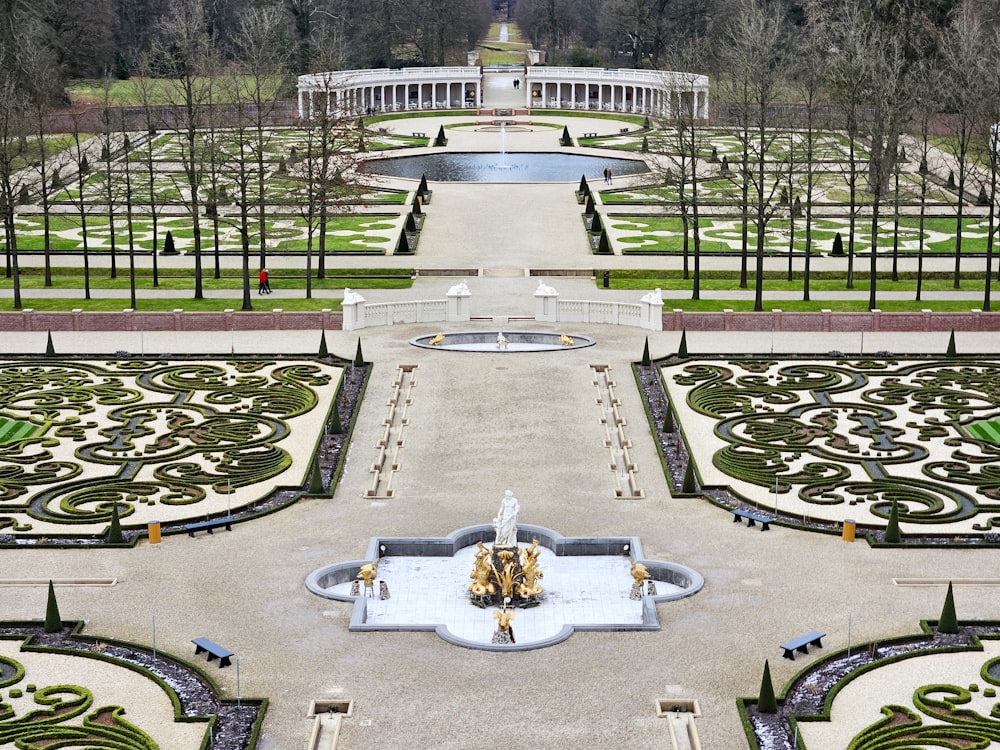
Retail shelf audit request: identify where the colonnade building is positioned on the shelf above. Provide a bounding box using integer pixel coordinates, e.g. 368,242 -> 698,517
296,66 -> 709,120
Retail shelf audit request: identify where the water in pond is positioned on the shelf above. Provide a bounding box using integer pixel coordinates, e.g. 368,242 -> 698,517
363,152 -> 649,182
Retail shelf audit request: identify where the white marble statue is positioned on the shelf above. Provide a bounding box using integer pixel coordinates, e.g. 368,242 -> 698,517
535,281 -> 558,296
497,331 -> 509,349
342,287 -> 365,304
447,281 -> 471,296
493,490 -> 520,547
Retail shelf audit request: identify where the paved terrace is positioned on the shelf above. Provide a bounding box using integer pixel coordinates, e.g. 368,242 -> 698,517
1,75 -> 1000,750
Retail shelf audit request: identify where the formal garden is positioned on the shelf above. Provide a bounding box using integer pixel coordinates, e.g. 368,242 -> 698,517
0,345 -> 366,545
0,618 -> 262,750
640,352 -> 1000,545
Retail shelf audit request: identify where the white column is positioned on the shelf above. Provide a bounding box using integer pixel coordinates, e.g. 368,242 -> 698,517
298,89 -> 304,119
446,281 -> 471,322
640,289 -> 664,331
534,282 -> 559,323
342,289 -> 367,331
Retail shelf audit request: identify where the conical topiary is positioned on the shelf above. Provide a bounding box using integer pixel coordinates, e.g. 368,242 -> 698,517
709,146 -> 719,163
678,329 -> 688,357
946,330 -> 956,356
329,400 -> 342,434
309,455 -> 325,494
947,170 -> 956,189
354,339 -> 365,367
579,174 -> 588,195
395,230 -> 410,254
884,499 -> 901,543
978,185 -> 989,206
44,580 -> 62,633
434,125 -> 447,146
832,232 -> 844,256
561,125 -> 572,146
17,185 -> 29,204
80,154 -> 90,174
590,211 -> 603,233
720,155 -> 729,173
682,460 -> 696,493
597,230 -> 611,254
757,660 -> 778,714
107,503 -> 124,544
405,212 -> 417,232
162,230 -> 177,255
641,135 -> 648,152
584,195 -> 595,216
643,116 -> 651,129
318,330 -> 328,358
641,336 -> 651,366
938,581 -> 958,634
417,174 -> 429,199
45,330 -> 55,356
412,197 -> 422,215
663,404 -> 674,433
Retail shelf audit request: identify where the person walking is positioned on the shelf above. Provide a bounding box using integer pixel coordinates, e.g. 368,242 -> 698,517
259,268 -> 271,294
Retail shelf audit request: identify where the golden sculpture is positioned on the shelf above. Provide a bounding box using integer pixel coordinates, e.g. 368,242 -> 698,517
357,562 -> 379,596
429,333 -> 445,345
493,607 -> 515,630
492,605 -> 516,644
560,333 -> 575,346
469,542 -> 496,597
630,562 -> 650,585
518,539 -> 544,598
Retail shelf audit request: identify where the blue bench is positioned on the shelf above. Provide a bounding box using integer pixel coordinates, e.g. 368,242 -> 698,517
781,630 -> 825,660
732,508 -> 772,531
192,637 -> 234,668
184,516 -> 233,537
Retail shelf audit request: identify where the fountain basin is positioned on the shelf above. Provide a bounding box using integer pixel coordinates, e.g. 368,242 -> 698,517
305,524 -> 705,651
410,330 -> 596,352
362,152 -> 649,182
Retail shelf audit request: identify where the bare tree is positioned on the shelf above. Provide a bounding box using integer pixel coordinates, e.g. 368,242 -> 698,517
939,5 -> 989,290
149,0 -> 219,301
718,0 -> 787,312
69,114 -> 93,300
0,74 -> 28,308
230,5 -> 293,270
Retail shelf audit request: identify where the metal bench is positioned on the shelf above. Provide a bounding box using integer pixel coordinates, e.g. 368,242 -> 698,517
780,630 -> 825,660
732,508 -> 772,531
192,637 -> 234,668
184,516 -> 234,537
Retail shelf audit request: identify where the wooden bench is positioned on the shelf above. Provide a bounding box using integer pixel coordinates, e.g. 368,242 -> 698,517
412,132 -> 426,138
192,637 -> 234,668
184,516 -> 234,537
732,508 -> 772,531
780,630 -> 825,660
583,132 -> 597,138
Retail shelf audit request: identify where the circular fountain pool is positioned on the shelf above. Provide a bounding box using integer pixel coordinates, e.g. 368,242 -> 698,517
410,331 -> 596,352
363,152 -> 649,182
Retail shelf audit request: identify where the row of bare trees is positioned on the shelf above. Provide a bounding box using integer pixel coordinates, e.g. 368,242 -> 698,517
0,0 -> 363,311
651,0 -> 1000,312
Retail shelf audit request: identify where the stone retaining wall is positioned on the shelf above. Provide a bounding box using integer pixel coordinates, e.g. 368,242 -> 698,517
0,309 -> 344,332
661,309 -> 1000,332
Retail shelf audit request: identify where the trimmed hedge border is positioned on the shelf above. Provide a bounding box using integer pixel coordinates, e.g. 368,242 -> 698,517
737,620 -> 1000,750
0,620 -> 266,750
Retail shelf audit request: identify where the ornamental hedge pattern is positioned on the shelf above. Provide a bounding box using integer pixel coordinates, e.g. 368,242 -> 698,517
662,359 -> 1000,536
0,358 -> 342,538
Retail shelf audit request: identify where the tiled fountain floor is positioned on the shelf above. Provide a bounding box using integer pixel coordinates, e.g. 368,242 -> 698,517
327,545 -> 681,645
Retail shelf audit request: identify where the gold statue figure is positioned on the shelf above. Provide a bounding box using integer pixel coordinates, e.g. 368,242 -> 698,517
429,333 -> 445,345
517,539 -> 543,598
560,333 -> 575,346
630,562 -> 650,585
